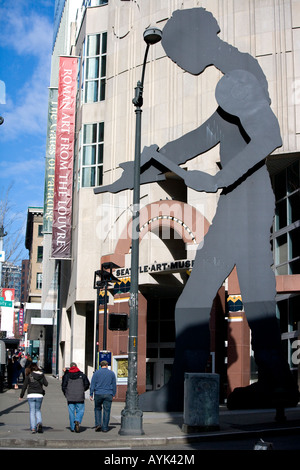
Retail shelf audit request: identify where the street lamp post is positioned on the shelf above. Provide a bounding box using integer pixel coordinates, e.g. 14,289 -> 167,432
119,27 -> 162,436
0,225 -> 7,288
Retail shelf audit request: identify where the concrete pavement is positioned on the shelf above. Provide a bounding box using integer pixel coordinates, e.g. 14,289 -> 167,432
0,374 -> 300,449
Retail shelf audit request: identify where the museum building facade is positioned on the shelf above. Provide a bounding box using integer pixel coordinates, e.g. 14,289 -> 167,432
40,0 -> 300,401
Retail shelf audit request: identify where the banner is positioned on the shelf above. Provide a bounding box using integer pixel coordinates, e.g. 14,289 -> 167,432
18,308 -> 24,336
51,56 -> 78,259
43,87 -> 58,234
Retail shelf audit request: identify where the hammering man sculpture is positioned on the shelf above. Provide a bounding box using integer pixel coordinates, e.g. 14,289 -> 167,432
95,8 -> 299,411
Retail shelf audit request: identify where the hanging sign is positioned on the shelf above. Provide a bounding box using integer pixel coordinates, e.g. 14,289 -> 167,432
51,56 -> 78,259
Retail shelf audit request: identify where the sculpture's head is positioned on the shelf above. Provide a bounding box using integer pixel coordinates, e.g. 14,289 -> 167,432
162,8 -> 220,75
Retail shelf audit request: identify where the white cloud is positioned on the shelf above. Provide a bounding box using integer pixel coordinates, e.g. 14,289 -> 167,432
0,157 -> 45,179
1,7 -> 52,57
0,1 -> 53,142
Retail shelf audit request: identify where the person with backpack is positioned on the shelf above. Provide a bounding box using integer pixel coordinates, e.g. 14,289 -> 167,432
62,362 -> 90,433
19,363 -> 48,433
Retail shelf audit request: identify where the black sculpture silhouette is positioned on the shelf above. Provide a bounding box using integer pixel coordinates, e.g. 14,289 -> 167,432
95,8 -> 299,411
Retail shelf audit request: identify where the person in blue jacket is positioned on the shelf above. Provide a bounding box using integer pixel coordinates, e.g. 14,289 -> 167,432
90,360 -> 116,432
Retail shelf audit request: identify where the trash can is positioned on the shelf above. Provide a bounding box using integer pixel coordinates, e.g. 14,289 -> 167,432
182,372 -> 220,433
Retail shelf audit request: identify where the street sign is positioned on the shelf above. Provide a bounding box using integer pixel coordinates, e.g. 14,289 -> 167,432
0,298 -> 12,308
0,251 -> 5,262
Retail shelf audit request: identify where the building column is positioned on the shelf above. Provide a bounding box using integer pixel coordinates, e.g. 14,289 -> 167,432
71,303 -> 86,371
227,268 -> 250,395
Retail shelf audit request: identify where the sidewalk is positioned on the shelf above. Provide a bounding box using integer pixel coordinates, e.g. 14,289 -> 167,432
0,374 -> 300,449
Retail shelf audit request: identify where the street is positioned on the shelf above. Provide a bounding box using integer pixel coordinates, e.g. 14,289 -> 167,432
0,374 -> 300,457
131,433 -> 300,451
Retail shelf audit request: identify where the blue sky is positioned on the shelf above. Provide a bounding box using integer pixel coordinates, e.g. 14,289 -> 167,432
0,0 -> 54,263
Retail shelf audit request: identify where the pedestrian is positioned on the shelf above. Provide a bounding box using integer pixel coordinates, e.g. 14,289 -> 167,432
89,360 -> 116,432
25,354 -> 32,374
19,354 -> 27,382
19,363 -> 48,433
61,362 -> 90,433
12,356 -> 21,389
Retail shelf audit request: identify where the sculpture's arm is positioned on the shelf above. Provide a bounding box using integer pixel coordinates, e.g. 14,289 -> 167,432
144,108 -> 282,193
94,112 -> 220,194
156,111 -> 221,166
183,110 -> 282,192
93,158 -> 167,194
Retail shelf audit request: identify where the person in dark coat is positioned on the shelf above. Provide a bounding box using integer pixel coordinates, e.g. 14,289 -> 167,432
12,356 -> 21,389
61,362 -> 90,432
19,363 -> 48,433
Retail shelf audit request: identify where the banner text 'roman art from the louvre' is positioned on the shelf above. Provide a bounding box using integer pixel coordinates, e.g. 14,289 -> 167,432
51,56 -> 77,259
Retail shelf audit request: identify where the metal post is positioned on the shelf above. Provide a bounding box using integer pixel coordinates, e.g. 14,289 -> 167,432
0,226 -> 7,288
119,87 -> 144,435
103,280 -> 108,350
95,285 -> 100,370
119,28 -> 162,436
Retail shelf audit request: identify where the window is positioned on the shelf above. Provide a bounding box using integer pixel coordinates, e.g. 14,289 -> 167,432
81,122 -> 104,187
37,246 -> 43,263
36,273 -> 42,290
81,0 -> 108,8
91,0 -> 109,4
277,295 -> 300,371
38,225 -> 43,237
83,32 -> 107,103
273,160 -> 300,275
146,298 -> 176,360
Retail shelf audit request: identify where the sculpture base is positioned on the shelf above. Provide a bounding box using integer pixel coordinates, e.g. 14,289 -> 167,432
182,424 -> 220,433
183,373 -> 220,431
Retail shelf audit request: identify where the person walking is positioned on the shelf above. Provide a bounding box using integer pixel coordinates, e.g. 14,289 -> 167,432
19,354 -> 27,382
25,354 -> 32,374
61,362 -> 90,433
90,360 -> 116,432
19,363 -> 48,433
12,356 -> 21,389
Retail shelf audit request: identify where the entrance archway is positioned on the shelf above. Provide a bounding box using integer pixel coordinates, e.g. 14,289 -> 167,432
101,200 -> 210,391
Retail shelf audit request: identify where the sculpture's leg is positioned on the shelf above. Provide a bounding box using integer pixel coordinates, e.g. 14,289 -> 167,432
140,216 -> 234,411
227,239 -> 299,409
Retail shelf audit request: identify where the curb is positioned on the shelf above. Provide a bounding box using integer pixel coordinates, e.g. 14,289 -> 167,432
1,423 -> 300,449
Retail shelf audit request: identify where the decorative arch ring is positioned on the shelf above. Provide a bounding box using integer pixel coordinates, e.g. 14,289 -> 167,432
114,200 -> 210,256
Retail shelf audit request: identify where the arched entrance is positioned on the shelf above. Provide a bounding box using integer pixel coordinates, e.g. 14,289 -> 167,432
101,200 -> 211,392
138,227 -> 188,391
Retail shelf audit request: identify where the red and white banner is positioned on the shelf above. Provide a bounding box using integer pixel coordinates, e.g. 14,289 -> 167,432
52,56 -> 78,259
18,308 -> 24,336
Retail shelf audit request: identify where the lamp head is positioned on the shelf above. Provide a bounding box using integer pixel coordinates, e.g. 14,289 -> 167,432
143,27 -> 162,45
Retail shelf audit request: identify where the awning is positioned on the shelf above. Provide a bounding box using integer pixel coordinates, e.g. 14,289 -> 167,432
27,317 -> 54,340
